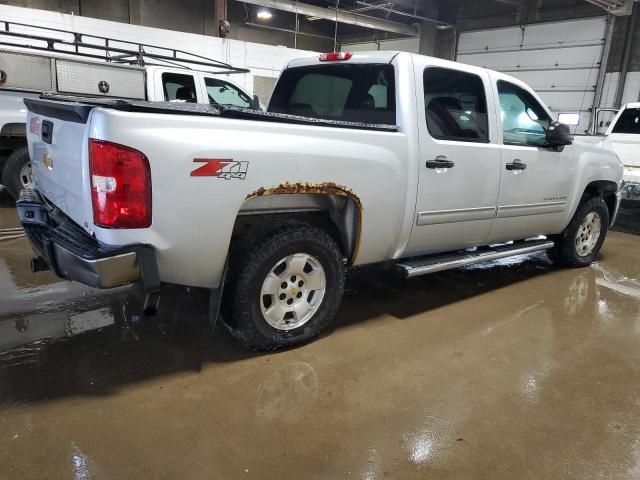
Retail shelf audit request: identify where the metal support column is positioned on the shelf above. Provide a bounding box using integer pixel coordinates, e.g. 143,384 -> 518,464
588,14 -> 616,133
614,2 -> 639,108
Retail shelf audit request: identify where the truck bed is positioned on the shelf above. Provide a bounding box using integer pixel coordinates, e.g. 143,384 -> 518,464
28,94 -> 398,132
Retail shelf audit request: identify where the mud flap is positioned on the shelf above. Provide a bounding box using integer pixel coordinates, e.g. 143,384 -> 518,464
208,261 -> 228,333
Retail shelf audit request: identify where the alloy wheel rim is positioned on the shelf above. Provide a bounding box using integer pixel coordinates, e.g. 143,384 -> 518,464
260,253 -> 326,331
575,212 -> 601,257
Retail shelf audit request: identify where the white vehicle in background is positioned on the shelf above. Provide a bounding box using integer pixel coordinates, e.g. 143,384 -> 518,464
0,21 -> 258,200
597,103 -> 640,202
20,51 -> 623,351
577,103 -> 640,202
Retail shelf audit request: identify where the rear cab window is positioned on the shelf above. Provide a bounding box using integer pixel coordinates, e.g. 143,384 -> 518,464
612,107 -> 640,134
268,64 -> 396,125
162,73 -> 197,103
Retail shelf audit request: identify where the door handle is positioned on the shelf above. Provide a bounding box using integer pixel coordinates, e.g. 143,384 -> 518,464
506,160 -> 527,171
426,156 -> 455,169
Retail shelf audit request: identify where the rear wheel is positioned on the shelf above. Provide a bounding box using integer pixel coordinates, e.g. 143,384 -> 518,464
2,147 -> 31,200
548,196 -> 609,267
223,222 -> 345,351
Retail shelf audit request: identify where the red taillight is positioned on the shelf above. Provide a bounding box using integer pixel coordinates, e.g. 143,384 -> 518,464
319,51 -> 352,62
89,139 -> 151,229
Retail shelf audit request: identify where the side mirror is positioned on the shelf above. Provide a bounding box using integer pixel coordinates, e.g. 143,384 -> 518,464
251,94 -> 260,110
546,121 -> 573,147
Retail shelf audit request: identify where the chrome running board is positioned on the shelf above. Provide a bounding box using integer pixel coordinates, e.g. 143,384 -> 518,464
395,239 -> 554,278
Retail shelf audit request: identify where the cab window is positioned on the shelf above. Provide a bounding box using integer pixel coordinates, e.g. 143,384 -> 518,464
612,107 -> 640,134
162,73 -> 197,103
423,67 -> 489,143
498,81 -> 551,147
205,78 -> 252,108
269,64 -> 396,125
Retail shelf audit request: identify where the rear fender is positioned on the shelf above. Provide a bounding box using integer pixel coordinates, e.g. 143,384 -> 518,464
239,182 -> 362,264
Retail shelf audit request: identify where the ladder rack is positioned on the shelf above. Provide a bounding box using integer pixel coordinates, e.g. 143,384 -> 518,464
0,20 -> 249,74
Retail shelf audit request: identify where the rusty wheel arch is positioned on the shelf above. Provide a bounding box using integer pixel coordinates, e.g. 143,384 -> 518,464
241,182 -> 363,264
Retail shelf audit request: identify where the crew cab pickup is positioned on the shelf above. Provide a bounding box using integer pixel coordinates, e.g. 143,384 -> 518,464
18,51 -> 623,350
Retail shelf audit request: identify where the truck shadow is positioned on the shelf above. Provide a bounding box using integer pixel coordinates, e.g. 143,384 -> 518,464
0,252 -> 558,406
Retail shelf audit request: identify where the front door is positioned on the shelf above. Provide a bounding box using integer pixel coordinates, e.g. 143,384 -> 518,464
485,76 -> 575,244
404,61 -> 501,256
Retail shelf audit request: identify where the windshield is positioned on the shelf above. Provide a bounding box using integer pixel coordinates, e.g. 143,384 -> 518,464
268,64 -> 396,125
612,108 -> 640,134
205,78 -> 252,108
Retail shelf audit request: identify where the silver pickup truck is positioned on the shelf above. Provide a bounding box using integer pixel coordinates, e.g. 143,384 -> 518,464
18,51 -> 623,350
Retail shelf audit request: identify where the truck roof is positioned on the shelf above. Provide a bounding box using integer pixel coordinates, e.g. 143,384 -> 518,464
286,50 -> 524,88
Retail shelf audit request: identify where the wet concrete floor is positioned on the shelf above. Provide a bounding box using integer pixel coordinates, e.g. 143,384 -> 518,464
2,196 -> 640,479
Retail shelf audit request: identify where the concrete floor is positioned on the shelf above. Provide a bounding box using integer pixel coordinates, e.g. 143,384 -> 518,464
2,196 -> 640,480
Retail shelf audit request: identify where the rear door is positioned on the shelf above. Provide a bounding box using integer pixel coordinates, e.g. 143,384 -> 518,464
404,59 -> 501,256
485,75 -> 575,243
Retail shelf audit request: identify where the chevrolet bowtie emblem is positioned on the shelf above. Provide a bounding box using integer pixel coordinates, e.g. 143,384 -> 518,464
43,152 -> 53,170
290,287 -> 297,295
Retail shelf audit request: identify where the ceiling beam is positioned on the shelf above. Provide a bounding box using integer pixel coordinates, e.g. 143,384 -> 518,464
238,0 -> 421,36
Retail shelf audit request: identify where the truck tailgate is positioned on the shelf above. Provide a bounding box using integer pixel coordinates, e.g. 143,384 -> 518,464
24,98 -> 92,231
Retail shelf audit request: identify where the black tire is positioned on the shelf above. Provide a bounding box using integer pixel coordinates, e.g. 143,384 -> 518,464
548,196 -> 609,268
223,222 -> 345,351
2,147 -> 31,200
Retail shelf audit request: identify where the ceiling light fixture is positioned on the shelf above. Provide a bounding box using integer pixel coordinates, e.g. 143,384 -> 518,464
257,8 -> 273,19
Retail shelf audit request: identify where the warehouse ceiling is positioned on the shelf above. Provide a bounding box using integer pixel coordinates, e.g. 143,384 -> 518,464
231,0 -> 447,41
232,0 -> 625,41
230,0 -> 634,51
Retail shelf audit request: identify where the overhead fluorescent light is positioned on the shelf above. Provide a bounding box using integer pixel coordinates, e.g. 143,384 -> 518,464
257,8 -> 273,19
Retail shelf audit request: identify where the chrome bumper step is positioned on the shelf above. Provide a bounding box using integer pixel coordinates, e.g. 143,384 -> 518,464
395,239 -> 555,278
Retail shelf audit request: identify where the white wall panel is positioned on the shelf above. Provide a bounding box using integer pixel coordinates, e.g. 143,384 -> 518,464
459,45 -> 603,71
509,68 -> 599,91
458,18 -> 606,53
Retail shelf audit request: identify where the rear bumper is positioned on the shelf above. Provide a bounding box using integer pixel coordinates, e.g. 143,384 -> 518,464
16,189 -> 159,291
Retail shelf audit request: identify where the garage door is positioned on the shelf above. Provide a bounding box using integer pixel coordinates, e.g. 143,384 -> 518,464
457,17 -> 607,134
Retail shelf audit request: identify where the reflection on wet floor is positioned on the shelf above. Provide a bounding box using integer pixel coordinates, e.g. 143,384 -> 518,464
2,200 -> 640,479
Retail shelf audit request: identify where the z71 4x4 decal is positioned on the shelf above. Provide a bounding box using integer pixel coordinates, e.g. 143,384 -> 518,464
190,159 -> 249,180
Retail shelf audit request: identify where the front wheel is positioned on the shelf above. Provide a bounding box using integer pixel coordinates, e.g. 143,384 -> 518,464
2,147 -> 31,200
223,223 -> 345,351
548,196 -> 609,267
